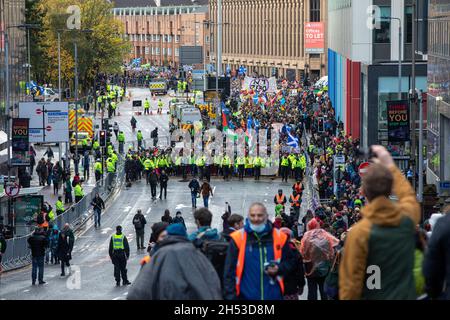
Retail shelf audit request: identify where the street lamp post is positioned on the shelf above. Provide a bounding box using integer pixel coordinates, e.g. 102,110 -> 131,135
57,29 -> 93,174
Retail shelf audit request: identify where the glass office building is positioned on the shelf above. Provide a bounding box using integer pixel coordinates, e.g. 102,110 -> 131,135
427,0 -> 450,185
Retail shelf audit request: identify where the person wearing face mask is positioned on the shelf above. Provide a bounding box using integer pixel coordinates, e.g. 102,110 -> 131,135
223,202 -> 296,300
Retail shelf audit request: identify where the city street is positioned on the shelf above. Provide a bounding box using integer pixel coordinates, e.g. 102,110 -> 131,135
0,88 -> 312,300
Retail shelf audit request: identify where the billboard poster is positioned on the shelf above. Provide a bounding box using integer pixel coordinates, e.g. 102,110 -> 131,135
11,118 -> 30,166
14,195 -> 43,224
387,100 -> 410,142
305,22 -> 325,54
18,102 -> 69,143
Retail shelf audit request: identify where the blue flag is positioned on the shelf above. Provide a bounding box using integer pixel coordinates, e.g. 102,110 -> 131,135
287,131 -> 299,149
247,116 -> 253,130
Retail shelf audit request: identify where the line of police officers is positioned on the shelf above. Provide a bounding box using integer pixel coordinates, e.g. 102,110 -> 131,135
104,145 -> 308,183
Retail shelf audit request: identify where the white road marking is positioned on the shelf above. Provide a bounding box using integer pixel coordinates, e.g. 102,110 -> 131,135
123,292 -> 128,296
23,289 -> 30,293
101,227 -> 113,235
175,204 -> 190,210
112,297 -> 121,300
146,208 -> 151,214
123,206 -> 132,212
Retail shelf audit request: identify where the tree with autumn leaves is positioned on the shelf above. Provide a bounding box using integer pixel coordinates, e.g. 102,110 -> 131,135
27,0 -> 130,95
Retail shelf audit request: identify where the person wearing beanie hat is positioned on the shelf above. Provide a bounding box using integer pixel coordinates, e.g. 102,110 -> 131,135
140,222 -> 169,267
128,226 -> 222,299
172,211 -> 186,230
166,223 -> 188,238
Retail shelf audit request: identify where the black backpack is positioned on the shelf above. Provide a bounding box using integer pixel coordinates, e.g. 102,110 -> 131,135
194,233 -> 229,286
133,216 -> 143,229
36,213 -> 45,225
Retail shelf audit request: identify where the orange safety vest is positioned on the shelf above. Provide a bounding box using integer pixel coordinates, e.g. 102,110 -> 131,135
275,194 -> 285,204
290,194 -> 301,207
293,183 -> 302,194
230,228 -> 288,297
38,213 -> 49,229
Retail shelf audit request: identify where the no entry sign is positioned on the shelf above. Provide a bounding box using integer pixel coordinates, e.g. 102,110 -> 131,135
5,183 -> 21,197
358,162 -> 371,177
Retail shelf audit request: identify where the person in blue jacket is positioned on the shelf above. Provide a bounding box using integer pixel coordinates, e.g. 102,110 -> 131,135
223,202 -> 296,300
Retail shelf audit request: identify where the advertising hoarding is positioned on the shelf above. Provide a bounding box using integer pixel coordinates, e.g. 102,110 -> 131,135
387,100 -> 410,142
11,118 -> 30,166
305,22 -> 325,54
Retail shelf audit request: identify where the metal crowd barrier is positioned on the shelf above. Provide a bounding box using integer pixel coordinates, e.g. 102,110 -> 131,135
1,157 -> 125,272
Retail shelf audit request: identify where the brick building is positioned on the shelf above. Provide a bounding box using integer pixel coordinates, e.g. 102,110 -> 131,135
113,0 -> 209,68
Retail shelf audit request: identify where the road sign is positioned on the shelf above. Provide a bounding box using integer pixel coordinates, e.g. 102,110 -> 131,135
19,102 -> 69,143
359,162 -> 371,177
439,181 -> 450,196
5,183 -> 21,198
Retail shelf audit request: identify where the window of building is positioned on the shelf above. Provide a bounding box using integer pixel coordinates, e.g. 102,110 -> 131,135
168,48 -> 172,55
205,35 -> 210,43
156,34 -> 160,41
162,35 -> 165,43
164,34 -> 168,42
310,0 -> 321,22
373,6 -> 391,44
175,48 -> 180,56
168,35 -> 172,43
163,47 -> 166,55
156,47 -> 160,54
175,35 -> 180,43
152,47 -> 155,55
405,6 -> 413,44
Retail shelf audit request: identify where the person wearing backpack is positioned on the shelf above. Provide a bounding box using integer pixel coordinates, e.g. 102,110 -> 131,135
188,208 -> 221,242
128,223 -> 222,300
91,193 -> 105,228
133,209 -> 147,250
188,177 -> 200,208
300,218 -> 339,300
280,227 -> 306,300
188,208 -> 227,284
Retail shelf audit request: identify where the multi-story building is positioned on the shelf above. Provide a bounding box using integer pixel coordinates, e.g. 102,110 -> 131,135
113,0 -> 209,68
0,0 -> 26,168
209,0 -> 328,80
328,0 -> 428,161
427,0 -> 450,185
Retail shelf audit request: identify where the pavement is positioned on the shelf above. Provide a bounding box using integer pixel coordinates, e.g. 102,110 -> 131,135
1,88 -> 314,300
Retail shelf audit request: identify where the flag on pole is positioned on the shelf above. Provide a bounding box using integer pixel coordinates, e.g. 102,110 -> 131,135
287,128 -> 299,149
222,112 -> 228,131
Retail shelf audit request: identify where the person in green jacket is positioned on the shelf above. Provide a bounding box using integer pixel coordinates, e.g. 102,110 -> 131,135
118,131 -> 125,154
137,130 -> 143,150
74,182 -> 84,203
55,196 -> 65,216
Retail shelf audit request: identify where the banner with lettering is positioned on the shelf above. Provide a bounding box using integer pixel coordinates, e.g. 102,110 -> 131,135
11,118 -> 30,166
387,100 -> 410,142
242,77 -> 277,93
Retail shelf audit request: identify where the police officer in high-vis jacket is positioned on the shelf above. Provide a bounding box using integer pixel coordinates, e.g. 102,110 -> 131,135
109,225 -> 131,286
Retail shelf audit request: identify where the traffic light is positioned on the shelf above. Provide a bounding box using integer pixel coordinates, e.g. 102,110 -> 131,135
99,130 -> 107,147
